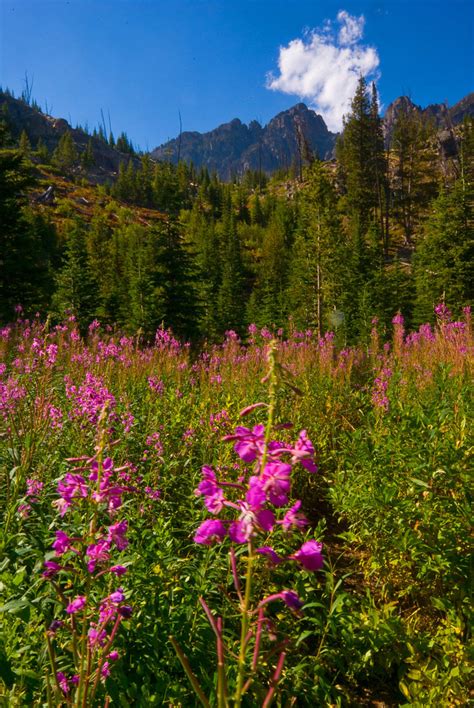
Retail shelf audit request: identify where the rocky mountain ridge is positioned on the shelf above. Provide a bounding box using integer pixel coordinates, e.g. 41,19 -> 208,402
151,103 -> 337,180
1,89 -> 472,182
153,92 -> 473,178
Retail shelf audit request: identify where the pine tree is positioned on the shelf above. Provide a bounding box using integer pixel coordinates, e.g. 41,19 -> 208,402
121,223 -> 166,334
217,191 -> 245,332
18,130 -> 31,157
36,137 -> 50,163
414,179 -> 473,322
337,77 -> 387,249
81,139 -> 95,169
53,218 -> 98,330
370,83 -> 390,254
286,161 -> 346,335
249,215 -> 288,328
390,104 -> 438,244
53,131 -> 78,171
335,78 -> 391,339
86,210 -> 120,321
0,149 -> 34,316
185,205 -> 221,340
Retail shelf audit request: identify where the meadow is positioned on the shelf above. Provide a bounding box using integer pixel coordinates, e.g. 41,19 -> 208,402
0,307 -> 471,706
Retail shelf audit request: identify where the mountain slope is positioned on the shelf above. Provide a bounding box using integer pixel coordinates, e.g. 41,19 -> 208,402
151,103 -> 337,179
152,93 -> 473,179
0,91 -> 139,183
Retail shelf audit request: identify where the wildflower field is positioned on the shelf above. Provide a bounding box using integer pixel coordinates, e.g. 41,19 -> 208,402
0,309 -> 472,707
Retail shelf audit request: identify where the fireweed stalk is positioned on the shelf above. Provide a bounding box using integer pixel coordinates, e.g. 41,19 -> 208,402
41,405 -> 146,707
172,342 -> 324,707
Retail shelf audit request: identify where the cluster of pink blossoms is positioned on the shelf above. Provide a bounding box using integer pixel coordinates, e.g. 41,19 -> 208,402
42,454 -> 141,694
194,420 -> 323,588
18,477 -> 44,518
64,373 -> 117,426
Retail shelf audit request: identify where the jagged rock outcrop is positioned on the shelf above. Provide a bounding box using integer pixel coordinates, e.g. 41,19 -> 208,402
383,93 -> 474,145
151,103 -> 337,179
2,88 -> 472,183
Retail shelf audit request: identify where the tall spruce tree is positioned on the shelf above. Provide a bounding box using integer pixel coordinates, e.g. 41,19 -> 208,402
335,77 -> 390,339
390,105 -> 438,244
217,190 -> 245,332
286,161 -> 346,335
53,218 -> 98,330
413,179 -> 473,322
53,130 -> 78,171
0,148 -> 58,319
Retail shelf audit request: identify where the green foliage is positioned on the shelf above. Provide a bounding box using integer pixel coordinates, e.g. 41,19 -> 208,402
52,130 -> 78,171
414,179 -> 473,323
0,149 -> 58,319
0,316 -> 471,704
52,217 -> 99,329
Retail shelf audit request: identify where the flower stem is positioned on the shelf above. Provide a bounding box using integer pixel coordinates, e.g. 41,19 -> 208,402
234,541 -> 254,707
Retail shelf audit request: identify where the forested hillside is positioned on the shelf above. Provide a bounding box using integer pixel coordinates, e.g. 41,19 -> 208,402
1,78 -> 472,340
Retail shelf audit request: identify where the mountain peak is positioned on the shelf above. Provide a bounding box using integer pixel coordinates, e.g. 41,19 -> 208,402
151,103 -> 337,178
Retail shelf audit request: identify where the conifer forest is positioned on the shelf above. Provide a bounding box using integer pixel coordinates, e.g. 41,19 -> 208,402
0,73 -> 472,707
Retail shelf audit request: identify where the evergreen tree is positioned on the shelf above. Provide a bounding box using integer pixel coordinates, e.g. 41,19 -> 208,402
337,77 -> 386,249
36,137 -> 50,163
116,132 -> 134,155
0,148 -> 57,319
81,139 -> 95,169
53,218 -> 98,330
286,162 -> 346,335
53,131 -> 78,171
121,223 -> 166,334
185,205 -> 221,340
248,214 -> 288,328
18,130 -> 31,157
390,105 -> 438,244
370,83 -> 390,254
86,210 -> 120,322
137,154 -> 154,206
217,191 -> 245,332
414,179 -> 473,322
335,77 -> 391,339
155,220 -> 200,340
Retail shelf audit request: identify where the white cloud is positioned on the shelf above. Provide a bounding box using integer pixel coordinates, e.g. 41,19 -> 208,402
266,11 -> 380,132
337,10 -> 364,45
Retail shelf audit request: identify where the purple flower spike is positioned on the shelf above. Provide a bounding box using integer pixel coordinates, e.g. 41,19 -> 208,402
228,424 -> 265,462
229,520 -> 248,544
118,604 -> 133,618
291,431 -> 318,473
52,530 -> 74,556
260,590 -> 303,612
194,519 -> 227,545
109,587 -> 125,603
86,539 -> 111,572
279,501 -> 308,531
107,520 -> 129,550
57,672 -> 69,694
109,565 -> 127,576
47,619 -> 64,635
256,546 -> 283,565
204,488 -> 225,514
66,595 -> 86,614
261,461 -> 292,507
292,540 -> 324,571
281,590 -> 304,611
195,466 -> 219,497
42,560 -> 62,578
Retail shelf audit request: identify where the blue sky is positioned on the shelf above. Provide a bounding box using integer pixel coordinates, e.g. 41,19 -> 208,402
0,0 -> 472,149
